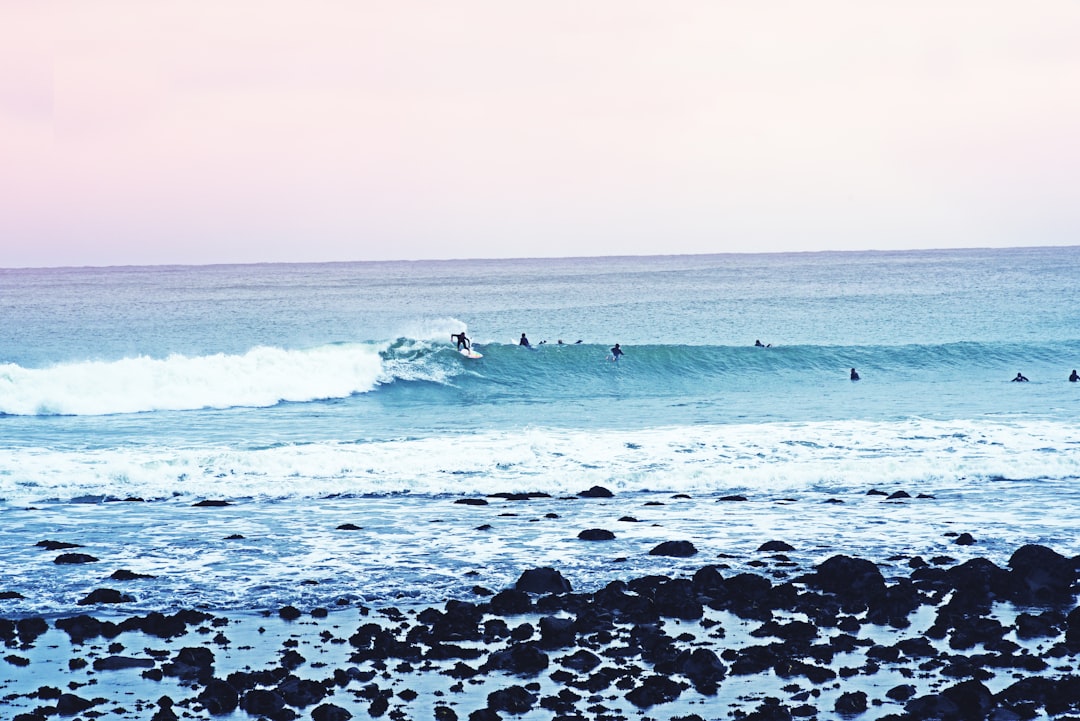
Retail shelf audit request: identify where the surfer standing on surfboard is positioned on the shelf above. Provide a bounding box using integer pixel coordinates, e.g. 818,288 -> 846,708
452,332 -> 471,351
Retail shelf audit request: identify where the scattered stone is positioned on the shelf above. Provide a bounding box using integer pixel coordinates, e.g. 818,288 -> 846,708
110,569 -> 156,580
577,529 -> 615,541
515,568 -> 572,594
36,540 -> 83,551
312,704 -> 353,721
834,690 -> 867,713
625,674 -> 688,708
78,588 -> 134,605
758,541 -> 795,552
954,532 -> 977,546
93,655 -> 156,671
487,685 -> 537,713
649,541 -> 697,557
577,486 -> 614,498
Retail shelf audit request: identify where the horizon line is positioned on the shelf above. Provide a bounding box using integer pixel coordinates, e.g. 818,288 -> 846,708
2,242 -> 1077,273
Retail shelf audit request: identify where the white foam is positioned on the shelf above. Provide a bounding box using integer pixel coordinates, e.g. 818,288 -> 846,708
396,317 -> 470,343
0,344 -> 387,416
0,418 -> 1076,505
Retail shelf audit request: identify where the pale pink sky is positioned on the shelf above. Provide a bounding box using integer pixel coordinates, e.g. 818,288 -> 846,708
2,1 -> 1079,267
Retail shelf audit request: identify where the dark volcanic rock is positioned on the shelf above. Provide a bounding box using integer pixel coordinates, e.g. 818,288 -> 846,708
834,690 -> 868,713
653,578 -> 703,619
54,553 -> 98,564
905,679 -> 997,720
429,600 -> 484,642
577,528 -> 616,541
192,499 -> 232,507
93,655 -> 155,671
110,569 -> 156,580
803,555 -> 885,611
198,678 -> 239,714
36,540 -> 82,550
941,679 -> 995,719
162,646 -> 215,682
675,648 -> 726,693
122,609 -> 213,639
539,616 -> 577,648
559,649 -> 601,672
489,589 -> 533,615
312,704 -> 353,721
625,674 -> 688,708
78,588 -> 134,605
240,688 -> 286,715
483,642 -> 549,676
487,685 -> 537,713
649,540 -> 697,557
55,614 -> 115,643
56,693 -> 100,715
1007,544 -> 1077,603
577,486 -> 613,498
467,710 -> 500,721
592,580 -> 658,624
516,568 -> 572,594
758,540 -> 795,552
16,617 -> 48,643
277,676 -> 327,707
1066,606 -> 1080,650
279,605 -> 302,620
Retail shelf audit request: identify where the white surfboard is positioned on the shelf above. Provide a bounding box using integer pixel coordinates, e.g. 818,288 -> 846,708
459,348 -> 483,359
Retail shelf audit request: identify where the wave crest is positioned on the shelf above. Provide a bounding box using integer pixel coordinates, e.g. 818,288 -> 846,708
0,344 -> 390,416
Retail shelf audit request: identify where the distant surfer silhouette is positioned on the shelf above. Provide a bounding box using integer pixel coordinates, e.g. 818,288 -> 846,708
452,332 -> 471,351
755,340 -> 772,348
610,343 -> 624,361
1070,370 -> 1078,382
1012,372 -> 1029,382
519,333 -> 531,348
850,368 -> 860,381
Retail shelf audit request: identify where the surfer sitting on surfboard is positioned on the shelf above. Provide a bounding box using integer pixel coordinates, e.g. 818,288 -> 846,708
610,343 -> 624,361
519,333 -> 531,348
452,332 -> 471,351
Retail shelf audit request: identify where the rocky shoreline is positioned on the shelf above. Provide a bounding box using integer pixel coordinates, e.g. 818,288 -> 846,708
3,524 -> 1080,721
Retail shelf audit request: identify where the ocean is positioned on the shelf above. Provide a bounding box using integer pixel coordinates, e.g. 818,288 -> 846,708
1,246 -> 1079,617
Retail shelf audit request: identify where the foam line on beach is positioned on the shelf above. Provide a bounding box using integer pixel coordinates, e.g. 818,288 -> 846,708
1,418 -> 1077,505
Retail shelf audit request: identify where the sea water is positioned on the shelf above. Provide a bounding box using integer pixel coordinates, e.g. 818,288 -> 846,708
1,247 -> 1079,615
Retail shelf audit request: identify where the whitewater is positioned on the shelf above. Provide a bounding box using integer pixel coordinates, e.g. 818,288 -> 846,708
1,247 -> 1079,615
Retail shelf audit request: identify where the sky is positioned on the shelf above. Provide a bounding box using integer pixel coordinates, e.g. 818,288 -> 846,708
2,1 -> 1079,268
